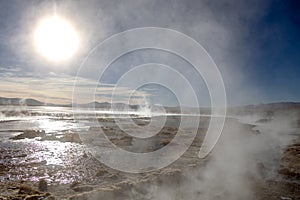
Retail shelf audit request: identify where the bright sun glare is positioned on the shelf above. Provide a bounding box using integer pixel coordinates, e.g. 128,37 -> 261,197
34,15 -> 79,62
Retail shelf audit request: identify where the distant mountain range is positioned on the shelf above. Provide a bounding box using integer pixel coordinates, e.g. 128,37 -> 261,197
72,101 -> 138,110
1,97 -> 300,114
0,97 -> 47,106
0,97 -> 200,113
0,97 -> 138,110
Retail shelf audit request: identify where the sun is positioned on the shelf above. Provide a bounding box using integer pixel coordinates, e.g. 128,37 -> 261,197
34,15 -> 79,62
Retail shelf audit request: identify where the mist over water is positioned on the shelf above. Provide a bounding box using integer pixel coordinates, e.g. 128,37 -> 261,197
0,103 -> 300,199
117,110 -> 300,200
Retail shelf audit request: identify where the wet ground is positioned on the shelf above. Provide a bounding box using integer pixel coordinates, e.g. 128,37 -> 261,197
0,105 -> 300,199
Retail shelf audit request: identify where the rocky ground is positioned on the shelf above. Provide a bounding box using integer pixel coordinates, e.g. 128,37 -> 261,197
252,139 -> 300,200
0,113 -> 300,199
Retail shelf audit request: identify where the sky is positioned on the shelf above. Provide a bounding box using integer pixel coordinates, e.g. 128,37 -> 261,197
0,0 -> 299,106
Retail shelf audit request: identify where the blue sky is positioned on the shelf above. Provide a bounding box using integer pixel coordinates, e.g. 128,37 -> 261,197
0,0 -> 299,106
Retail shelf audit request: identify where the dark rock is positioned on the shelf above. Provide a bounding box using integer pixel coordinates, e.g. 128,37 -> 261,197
72,185 -> 93,192
40,160 -> 47,165
16,153 -> 27,158
96,169 -> 108,177
108,174 -> 118,180
18,185 -> 40,195
70,181 -> 80,188
11,130 -> 46,140
38,179 -> 48,192
160,139 -> 171,146
278,168 -> 300,179
0,164 -> 7,171
24,194 -> 46,200
110,136 -> 132,146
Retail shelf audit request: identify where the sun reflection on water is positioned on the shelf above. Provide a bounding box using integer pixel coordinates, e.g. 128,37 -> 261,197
41,141 -> 67,166
37,119 -> 75,133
